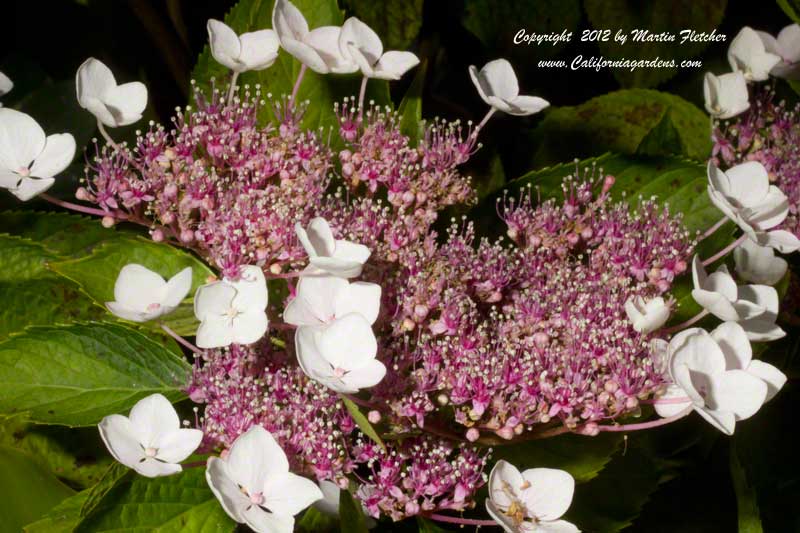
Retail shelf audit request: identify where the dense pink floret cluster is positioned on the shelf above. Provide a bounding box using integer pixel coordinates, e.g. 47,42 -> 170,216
83,86 -> 694,519
712,87 -> 800,240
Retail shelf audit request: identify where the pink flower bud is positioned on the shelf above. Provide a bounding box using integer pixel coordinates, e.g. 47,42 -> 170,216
180,229 -> 194,243
367,410 -> 381,424
465,428 -> 480,442
101,216 -> 116,228
151,229 -> 165,242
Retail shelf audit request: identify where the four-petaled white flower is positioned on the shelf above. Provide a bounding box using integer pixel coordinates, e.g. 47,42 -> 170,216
469,59 -> 550,116
703,72 -> 749,119
485,460 -> 579,533
757,24 -> 800,79
691,255 -> 785,340
624,296 -> 670,334
0,71 -> 12,106
295,217 -> 371,278
272,0 -> 356,74
339,17 -> 420,80
728,26 -> 782,82
98,393 -> 203,477
106,264 -> 193,322
206,425 -> 322,533
0,108 -> 76,201
283,276 -> 381,327
76,57 -> 148,128
734,238 -> 788,286
655,322 -> 783,434
707,161 -> 800,253
194,265 -> 268,348
207,19 -> 280,73
295,313 -> 385,393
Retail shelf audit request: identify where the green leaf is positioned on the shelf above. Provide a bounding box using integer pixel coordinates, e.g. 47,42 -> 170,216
80,463 -> 131,518
341,396 -> 386,452
492,433 -> 622,484
339,489 -> 369,533
0,322 -> 191,426
635,108 -> 683,156
297,507 -> 338,532
0,210 -> 119,256
24,489 -> 89,533
0,413 -> 112,488
529,89 -> 712,167
74,467 -> 236,532
191,0 -> 391,135
0,444 -> 75,533
397,60 -> 427,147
0,234 -> 60,282
51,236 -> 214,336
0,278 -> 105,342
462,0 -> 580,58
584,0 -> 728,88
778,0 -> 800,24
730,441 -> 764,533
342,0 -> 423,50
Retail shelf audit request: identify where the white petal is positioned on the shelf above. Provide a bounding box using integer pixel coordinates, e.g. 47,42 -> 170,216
229,265 -> 268,311
692,289 -> 739,321
163,267 -> 193,308
29,133 -> 75,179
756,229 -> 800,253
129,393 -> 180,445
485,499 -> 522,533
239,30 -> 280,70
262,471 -> 323,516
98,414 -> 146,469
114,264 -> 168,313
746,360 -> 787,402
317,313 -> 377,370
777,24 -> 800,63
479,59 -> 520,101
738,284 -> 779,314
739,316 -> 786,342
695,407 -> 736,435
194,281 -> 236,321
729,27 -> 781,81
10,177 -> 55,201
105,301 -> 151,322
307,27 -> 358,74
295,325 -> 335,384
691,254 -> 708,290
102,81 -> 148,127
505,95 -> 550,116
208,19 -> 243,71
242,506 -> 295,533
654,384 -> 693,418
746,188 -> 789,230
0,71 -> 12,96
724,161 -> 770,206
734,239 -> 787,286
710,321 -> 752,370
537,520 -> 581,533
707,369 -> 767,420
226,425 -> 289,494
372,51 -> 420,80
283,38 -> 331,73
153,428 -> 204,463
76,58 -> 117,109
314,480 -> 341,516
196,316 -> 236,349
310,256 -> 365,278
272,0 -> 310,43
206,457 -> 249,523
335,281 -> 381,324
519,468 -> 574,521
341,359 -> 386,390
284,276 -> 346,326
488,460 -> 525,510
340,17 -> 383,65
669,328 -> 727,380
0,108 -> 46,172
469,65 -> 491,106
230,310 -> 269,345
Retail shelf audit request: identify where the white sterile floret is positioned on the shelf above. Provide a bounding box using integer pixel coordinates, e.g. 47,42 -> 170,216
76,57 -> 148,128
703,72 -> 749,119
295,217 -> 371,278
283,275 -> 381,327
339,17 -> 420,80
734,238 -> 788,286
756,24 -> 800,79
624,296 -> 670,334
207,19 -> 280,72
469,59 -> 550,116
106,264 -> 192,322
728,26 -> 782,81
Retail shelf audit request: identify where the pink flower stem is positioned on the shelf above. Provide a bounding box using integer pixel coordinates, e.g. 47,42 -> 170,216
39,193 -> 116,218
475,108 -> 497,134
226,71 -> 240,104
425,513 -> 499,527
698,216 -> 729,242
662,309 -> 709,334
160,323 -> 202,355
596,408 -> 692,432
289,64 -> 308,109
702,234 -> 747,267
358,76 -> 368,116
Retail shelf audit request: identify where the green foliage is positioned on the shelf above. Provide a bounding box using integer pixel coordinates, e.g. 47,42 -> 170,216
51,236 -> 214,336
192,0 -> 390,135
0,322 -> 191,426
342,0 -> 423,50
0,234 -> 60,281
397,60 -> 427,147
462,0 -> 580,58
297,507 -> 337,532
0,413 -> 112,488
0,211 -> 119,256
584,0 -> 728,88
24,489 -> 89,533
0,444 -> 75,533
777,0 -> 800,23
339,489 -> 370,533
529,90 -> 712,167
730,442 -> 764,533
492,433 -> 622,484
73,467 -> 235,532
341,395 -> 386,451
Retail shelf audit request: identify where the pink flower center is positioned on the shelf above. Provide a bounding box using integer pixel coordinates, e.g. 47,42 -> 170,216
249,492 -> 265,505
146,302 -> 162,312
333,367 -> 347,378
144,447 -> 158,458
17,167 -> 30,177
